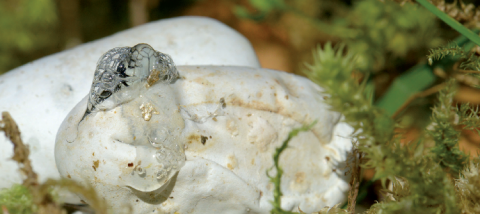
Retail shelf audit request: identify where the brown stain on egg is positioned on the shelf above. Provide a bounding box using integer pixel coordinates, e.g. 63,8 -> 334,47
201,135 -> 208,145
177,77 -> 329,146
187,134 -> 200,144
225,94 -> 324,144
193,77 -> 214,87
228,96 -> 276,113
226,154 -> 237,170
92,160 -> 100,171
295,172 -> 305,184
220,97 -> 226,108
226,119 -> 239,136
186,133 -> 216,153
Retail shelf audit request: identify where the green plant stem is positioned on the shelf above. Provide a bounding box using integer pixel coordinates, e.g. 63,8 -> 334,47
416,0 -> 480,46
267,122 -> 317,214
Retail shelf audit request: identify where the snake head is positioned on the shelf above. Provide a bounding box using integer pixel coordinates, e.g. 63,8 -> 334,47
86,44 -> 179,113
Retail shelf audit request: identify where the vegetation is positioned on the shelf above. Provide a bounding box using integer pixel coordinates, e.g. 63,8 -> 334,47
2,0 -> 480,213
266,0 -> 480,213
0,0 -> 58,74
0,112 -> 108,214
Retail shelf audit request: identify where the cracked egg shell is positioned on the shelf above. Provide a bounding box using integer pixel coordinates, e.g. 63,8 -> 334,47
55,65 -> 353,213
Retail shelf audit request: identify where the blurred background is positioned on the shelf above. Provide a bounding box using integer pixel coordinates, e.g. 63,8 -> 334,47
1,0 -> 463,74
2,0 -> 480,211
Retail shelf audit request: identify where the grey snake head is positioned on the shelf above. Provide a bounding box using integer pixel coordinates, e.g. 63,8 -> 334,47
86,44 -> 179,115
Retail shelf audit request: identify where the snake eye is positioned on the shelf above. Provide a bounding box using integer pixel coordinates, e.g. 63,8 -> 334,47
117,62 -> 128,78
99,90 -> 112,99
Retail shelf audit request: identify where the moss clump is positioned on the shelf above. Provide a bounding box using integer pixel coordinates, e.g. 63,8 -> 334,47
429,79 -> 469,175
0,184 -> 34,214
344,0 -> 442,72
0,112 -> 110,214
456,158 -> 480,213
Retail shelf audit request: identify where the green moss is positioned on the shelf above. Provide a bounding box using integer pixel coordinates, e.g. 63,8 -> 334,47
429,80 -> 469,175
456,157 -> 480,213
428,42 -> 480,71
0,184 -> 35,214
344,0 -> 442,72
302,42 -> 462,213
267,41 -> 475,213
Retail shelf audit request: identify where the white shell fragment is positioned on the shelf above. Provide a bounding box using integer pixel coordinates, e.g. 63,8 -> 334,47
55,44 -> 353,213
0,16 -> 259,194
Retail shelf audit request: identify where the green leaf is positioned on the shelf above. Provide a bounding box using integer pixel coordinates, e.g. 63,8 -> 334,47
417,0 -> 480,47
375,32 -> 477,116
375,64 -> 436,116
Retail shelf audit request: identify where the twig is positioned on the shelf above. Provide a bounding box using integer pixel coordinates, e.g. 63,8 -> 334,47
456,69 -> 480,74
1,111 -> 110,214
392,83 -> 447,119
435,65 -> 480,87
347,144 -> 363,214
0,112 -> 38,187
1,112 -> 63,214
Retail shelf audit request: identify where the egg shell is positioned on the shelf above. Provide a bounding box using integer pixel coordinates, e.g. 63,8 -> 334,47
55,65 -> 353,213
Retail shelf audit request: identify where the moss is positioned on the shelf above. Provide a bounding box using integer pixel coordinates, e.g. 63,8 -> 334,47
456,158 -> 480,213
429,79 -> 469,175
344,0 -> 442,72
0,184 -> 35,214
301,42 -> 463,213
0,112 -> 110,214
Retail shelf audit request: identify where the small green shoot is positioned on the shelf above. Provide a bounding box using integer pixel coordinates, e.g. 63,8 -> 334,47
267,121 -> 317,214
